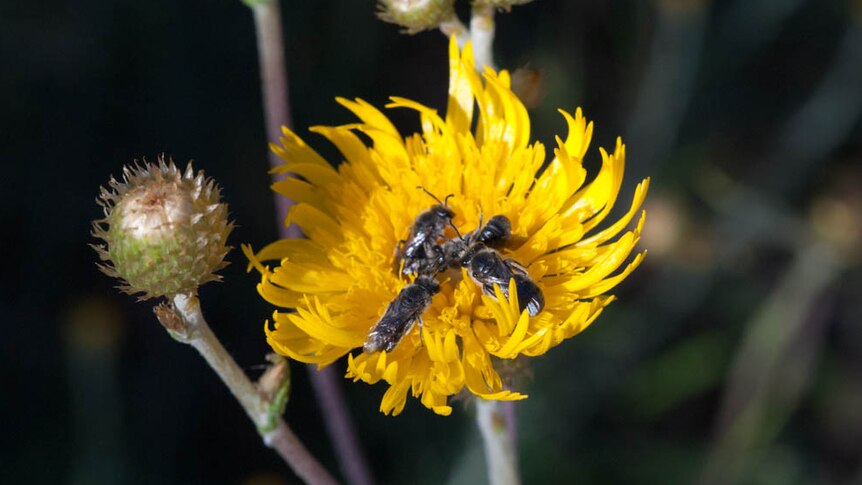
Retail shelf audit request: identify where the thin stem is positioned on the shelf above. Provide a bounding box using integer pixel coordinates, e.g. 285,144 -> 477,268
501,400 -> 518,452
249,0 -> 301,238
476,399 -> 520,485
307,366 -> 376,485
173,294 -> 338,485
246,2 -> 375,482
470,4 -> 496,70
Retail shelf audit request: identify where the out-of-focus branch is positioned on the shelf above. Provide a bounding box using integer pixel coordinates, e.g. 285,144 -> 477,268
716,0 -> 805,67
307,366 -> 376,485
244,2 -> 375,483
750,19 -> 862,196
247,0 -> 301,238
696,241 -> 841,485
625,0 -> 710,181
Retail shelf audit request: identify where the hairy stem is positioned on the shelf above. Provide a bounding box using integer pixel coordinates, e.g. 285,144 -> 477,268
477,399 -> 520,485
173,294 -> 338,485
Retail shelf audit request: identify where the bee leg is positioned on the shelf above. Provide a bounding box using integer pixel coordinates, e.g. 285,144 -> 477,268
430,245 -> 446,272
417,315 -> 425,345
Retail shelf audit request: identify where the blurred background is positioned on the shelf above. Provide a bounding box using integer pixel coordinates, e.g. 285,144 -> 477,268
2,0 -> 861,483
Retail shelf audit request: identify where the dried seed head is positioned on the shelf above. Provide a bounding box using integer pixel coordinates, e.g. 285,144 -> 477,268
377,0 -> 456,34
91,157 -> 234,300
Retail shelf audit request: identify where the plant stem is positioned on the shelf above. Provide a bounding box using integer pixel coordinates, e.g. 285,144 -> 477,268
476,399 -> 520,485
307,366 -> 376,485
248,0 -> 300,238
501,400 -> 518,451
172,293 -> 338,485
245,2 -> 375,483
470,4 -> 496,70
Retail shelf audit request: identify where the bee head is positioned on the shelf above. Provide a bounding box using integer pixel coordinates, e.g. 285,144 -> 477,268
414,275 -> 441,295
433,204 -> 456,220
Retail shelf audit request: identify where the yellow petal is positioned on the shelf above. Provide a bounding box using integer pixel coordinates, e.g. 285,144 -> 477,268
446,36 -> 475,134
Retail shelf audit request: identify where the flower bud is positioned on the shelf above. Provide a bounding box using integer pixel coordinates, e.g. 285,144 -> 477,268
377,0 -> 456,34
92,157 -> 234,300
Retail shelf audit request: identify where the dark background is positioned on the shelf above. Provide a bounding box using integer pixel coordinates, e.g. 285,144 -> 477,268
2,0 -> 861,483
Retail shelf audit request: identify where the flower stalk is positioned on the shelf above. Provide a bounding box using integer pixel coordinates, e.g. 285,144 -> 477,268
477,399 -> 520,485
470,4 -> 496,70
171,293 -> 338,485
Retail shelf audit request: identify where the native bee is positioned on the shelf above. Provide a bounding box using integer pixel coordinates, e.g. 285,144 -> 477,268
397,188 -> 455,276
472,214 -> 511,247
364,275 -> 440,353
464,248 -> 545,317
444,215 -> 545,317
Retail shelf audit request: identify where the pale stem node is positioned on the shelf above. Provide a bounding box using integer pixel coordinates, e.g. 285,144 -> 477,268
470,4 -> 497,70
172,293 -> 338,485
439,12 -> 471,46
476,399 -> 521,485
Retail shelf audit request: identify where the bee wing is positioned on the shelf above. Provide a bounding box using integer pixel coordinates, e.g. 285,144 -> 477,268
509,269 -> 545,317
503,258 -> 528,274
480,279 -> 510,298
364,310 -> 419,353
364,282 -> 434,353
401,231 -> 430,257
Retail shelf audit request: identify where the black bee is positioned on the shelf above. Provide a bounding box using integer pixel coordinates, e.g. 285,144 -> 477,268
465,249 -> 544,317
397,188 -> 455,276
364,275 -> 440,353
444,215 -> 544,317
473,214 -> 512,247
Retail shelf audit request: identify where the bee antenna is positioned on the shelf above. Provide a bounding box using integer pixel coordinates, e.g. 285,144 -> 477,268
448,220 -> 465,240
416,186 -> 455,207
416,186 -> 443,205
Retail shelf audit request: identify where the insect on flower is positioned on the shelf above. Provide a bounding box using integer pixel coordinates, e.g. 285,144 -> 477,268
397,187 -> 455,276
363,275 -> 440,353
444,215 -> 545,317
245,38 -> 649,416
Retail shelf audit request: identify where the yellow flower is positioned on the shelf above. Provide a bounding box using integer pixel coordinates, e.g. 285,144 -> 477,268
244,38 -> 649,416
